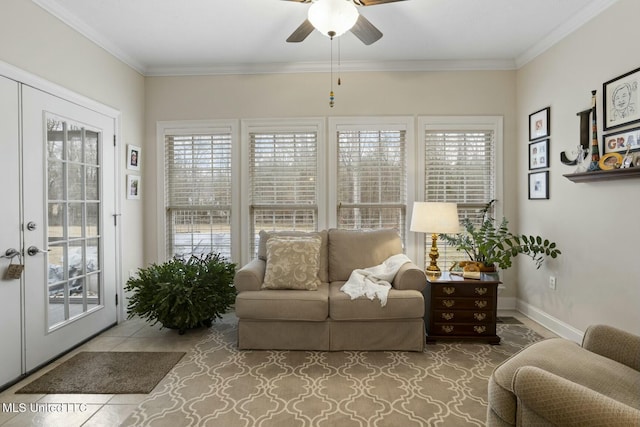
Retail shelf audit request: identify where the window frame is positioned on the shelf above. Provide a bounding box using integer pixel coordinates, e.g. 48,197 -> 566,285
240,118 -> 326,265
328,116 -> 415,254
156,120 -> 240,262
413,116 -> 503,269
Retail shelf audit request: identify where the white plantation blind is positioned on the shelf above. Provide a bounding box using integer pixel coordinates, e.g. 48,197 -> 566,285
165,133 -> 232,259
337,129 -> 407,240
249,130 -> 318,254
424,128 -> 496,266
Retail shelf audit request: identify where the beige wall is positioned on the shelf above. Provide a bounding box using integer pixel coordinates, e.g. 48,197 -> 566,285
144,70 -> 519,298
516,0 -> 640,336
0,0 -> 146,311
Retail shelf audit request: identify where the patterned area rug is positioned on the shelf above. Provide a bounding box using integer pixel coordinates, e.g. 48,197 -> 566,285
123,321 -> 541,427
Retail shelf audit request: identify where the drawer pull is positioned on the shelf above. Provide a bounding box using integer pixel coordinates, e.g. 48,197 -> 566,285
441,325 -> 454,334
474,300 -> 488,309
441,312 -> 454,320
473,313 -> 486,321
475,287 -> 488,296
443,286 -> 456,295
474,326 -> 487,334
442,300 -> 455,308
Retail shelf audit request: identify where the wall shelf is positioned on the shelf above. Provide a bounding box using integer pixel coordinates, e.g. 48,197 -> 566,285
564,167 -> 640,183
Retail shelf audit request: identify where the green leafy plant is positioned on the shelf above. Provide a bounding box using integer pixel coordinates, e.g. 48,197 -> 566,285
125,253 -> 236,334
441,200 -> 561,270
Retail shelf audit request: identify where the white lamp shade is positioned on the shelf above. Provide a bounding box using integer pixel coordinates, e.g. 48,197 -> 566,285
308,0 -> 359,38
410,202 -> 460,234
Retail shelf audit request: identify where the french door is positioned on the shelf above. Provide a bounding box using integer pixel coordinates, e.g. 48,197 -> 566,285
0,78 -> 118,386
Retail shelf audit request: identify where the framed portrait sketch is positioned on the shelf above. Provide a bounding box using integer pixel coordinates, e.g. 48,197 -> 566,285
529,107 -> 550,140
127,144 -> 141,171
603,67 -> 640,131
127,175 -> 141,200
529,139 -> 549,170
528,171 -> 549,200
602,126 -> 640,154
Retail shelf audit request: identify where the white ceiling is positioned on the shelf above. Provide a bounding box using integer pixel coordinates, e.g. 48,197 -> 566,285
33,0 -> 617,76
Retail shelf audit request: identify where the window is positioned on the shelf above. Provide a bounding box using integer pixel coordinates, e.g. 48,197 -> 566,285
336,127 -> 407,241
248,125 -> 320,256
420,117 -> 502,267
165,132 -> 232,260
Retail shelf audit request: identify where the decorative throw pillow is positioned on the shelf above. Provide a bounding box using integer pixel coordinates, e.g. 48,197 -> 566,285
262,236 -> 321,290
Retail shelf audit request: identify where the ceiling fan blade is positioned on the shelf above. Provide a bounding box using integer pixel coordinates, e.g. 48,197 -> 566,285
281,0 -> 312,3
286,19 -> 315,43
353,0 -> 407,6
350,14 -> 383,45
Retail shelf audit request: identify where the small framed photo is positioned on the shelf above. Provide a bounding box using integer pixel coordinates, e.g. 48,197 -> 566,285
528,171 -> 549,200
529,139 -> 549,170
127,144 -> 141,171
529,107 -> 550,141
127,175 -> 140,200
602,126 -> 640,154
603,67 -> 640,131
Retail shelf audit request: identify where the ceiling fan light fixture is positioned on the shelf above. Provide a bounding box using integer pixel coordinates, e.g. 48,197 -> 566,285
308,0 -> 359,38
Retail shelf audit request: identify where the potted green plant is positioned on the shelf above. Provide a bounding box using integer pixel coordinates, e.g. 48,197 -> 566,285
125,253 -> 236,334
441,200 -> 561,271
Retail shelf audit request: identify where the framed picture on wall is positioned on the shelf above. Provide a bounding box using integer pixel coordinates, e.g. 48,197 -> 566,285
602,126 -> 640,154
528,171 -> 549,200
127,144 -> 141,171
127,175 -> 141,200
529,139 -> 549,170
603,67 -> 640,131
529,107 -> 550,140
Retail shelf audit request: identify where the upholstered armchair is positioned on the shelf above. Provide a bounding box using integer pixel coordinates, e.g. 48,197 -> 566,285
487,324 -> 640,426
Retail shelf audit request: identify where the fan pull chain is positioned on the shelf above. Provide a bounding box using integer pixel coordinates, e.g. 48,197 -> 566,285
337,37 -> 342,86
329,34 -> 335,108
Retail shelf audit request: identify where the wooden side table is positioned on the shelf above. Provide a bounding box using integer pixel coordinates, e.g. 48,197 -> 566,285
423,272 -> 501,344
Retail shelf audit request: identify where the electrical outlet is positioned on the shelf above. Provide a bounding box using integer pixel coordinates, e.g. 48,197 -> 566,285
549,276 -> 557,290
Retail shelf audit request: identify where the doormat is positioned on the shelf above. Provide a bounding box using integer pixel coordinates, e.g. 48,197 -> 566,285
16,351 -> 185,394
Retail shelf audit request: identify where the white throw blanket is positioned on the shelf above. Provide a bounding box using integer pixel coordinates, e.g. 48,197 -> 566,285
340,254 -> 412,307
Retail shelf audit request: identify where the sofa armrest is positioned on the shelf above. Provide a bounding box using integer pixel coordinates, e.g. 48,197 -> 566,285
392,262 -> 426,291
234,258 -> 266,293
513,366 -> 640,426
582,325 -> 640,372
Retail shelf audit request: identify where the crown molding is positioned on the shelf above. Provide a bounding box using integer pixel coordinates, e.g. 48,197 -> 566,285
516,0 -> 620,68
32,0 -> 147,75
145,59 -> 517,77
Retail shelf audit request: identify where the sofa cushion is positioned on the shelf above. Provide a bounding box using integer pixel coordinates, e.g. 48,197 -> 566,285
329,282 -> 424,320
328,228 -> 403,282
262,236 -> 321,290
258,230 -> 329,283
235,283 -> 329,322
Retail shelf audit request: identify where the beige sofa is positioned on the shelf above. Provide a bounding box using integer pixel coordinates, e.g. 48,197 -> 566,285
234,228 -> 427,351
487,324 -> 640,426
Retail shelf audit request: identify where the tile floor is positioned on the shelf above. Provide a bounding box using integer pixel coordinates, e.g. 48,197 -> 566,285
0,311 -> 557,426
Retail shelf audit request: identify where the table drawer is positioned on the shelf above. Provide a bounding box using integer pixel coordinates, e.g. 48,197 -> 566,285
434,310 -> 495,323
434,297 -> 493,310
432,323 -> 497,337
433,284 -> 494,297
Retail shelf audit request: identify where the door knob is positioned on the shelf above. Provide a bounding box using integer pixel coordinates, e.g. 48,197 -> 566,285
27,246 -> 49,256
2,248 -> 20,259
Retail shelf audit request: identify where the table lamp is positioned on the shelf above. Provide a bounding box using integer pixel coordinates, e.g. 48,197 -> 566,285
410,202 -> 460,275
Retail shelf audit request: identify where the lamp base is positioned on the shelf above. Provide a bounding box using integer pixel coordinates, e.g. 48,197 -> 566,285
427,233 -> 441,274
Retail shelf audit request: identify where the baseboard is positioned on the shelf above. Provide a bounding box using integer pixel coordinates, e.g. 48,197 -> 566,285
516,299 -> 584,343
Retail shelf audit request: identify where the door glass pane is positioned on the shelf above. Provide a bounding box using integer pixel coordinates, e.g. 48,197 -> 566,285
46,117 -> 102,329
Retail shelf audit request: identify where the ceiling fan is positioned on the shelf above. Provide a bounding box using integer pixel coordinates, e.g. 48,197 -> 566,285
284,0 -> 407,45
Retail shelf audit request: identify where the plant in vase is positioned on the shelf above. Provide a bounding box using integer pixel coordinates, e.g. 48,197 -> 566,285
125,253 -> 236,334
440,200 -> 561,271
